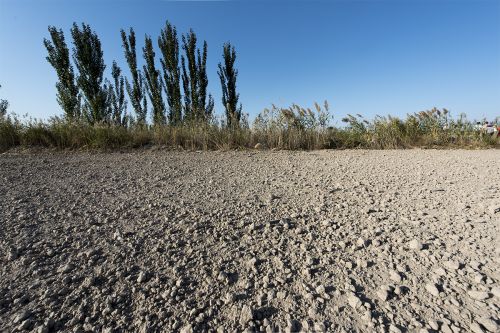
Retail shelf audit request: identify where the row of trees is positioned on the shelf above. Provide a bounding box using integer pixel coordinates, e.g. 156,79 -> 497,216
44,22 -> 242,128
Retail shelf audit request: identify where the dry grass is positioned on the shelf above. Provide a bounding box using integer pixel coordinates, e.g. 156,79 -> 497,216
0,106 -> 498,152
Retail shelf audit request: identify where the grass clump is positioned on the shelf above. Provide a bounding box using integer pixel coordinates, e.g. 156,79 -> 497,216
0,105 -> 498,152
0,114 -> 21,152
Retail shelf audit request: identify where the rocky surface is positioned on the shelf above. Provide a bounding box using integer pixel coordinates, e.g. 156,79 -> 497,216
0,149 -> 499,332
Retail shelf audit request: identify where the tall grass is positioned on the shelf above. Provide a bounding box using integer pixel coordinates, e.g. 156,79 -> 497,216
340,108 -> 498,149
0,106 -> 498,152
0,114 -> 21,152
253,102 -> 331,149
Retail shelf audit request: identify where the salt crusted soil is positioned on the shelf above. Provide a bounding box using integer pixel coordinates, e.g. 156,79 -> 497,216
0,150 -> 499,333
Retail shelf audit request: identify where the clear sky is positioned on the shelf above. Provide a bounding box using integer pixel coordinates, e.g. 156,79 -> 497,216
0,0 -> 499,124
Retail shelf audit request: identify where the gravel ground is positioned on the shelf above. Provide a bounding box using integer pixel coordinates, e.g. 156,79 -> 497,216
0,149 -> 499,333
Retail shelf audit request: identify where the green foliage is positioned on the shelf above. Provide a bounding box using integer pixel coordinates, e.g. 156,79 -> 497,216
44,26 -> 81,119
158,21 -> 183,126
143,36 -> 166,126
106,61 -> 128,126
121,28 -> 147,124
0,114 -> 20,152
181,30 -> 214,122
340,114 -> 369,147
218,43 -> 242,129
370,116 -> 411,148
71,22 -> 109,124
0,98 -> 7,117
0,84 -> 8,117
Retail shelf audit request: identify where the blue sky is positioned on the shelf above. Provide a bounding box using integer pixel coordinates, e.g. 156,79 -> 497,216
0,0 -> 499,124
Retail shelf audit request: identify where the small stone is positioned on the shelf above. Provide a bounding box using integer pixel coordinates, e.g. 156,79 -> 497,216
57,263 -> 74,274
247,257 -> 258,269
477,317 -> 498,332
315,285 -> 326,294
468,290 -> 490,301
7,247 -> 18,260
445,260 -> 461,271
428,320 -> 439,330
18,318 -> 33,330
470,261 -> 482,270
44,318 -> 55,329
224,292 -> 237,304
176,278 -> 186,287
491,286 -> 500,298
347,293 -> 362,309
425,283 -> 440,297
377,289 -> 389,301
469,322 -> 485,333
240,305 -> 253,325
137,271 -> 147,283
113,230 -> 123,241
357,258 -> 368,268
390,271 -> 402,283
356,237 -> 366,247
13,310 -> 31,324
441,324 -> 453,333
474,274 -> 485,284
409,239 -> 423,250
180,324 -> 193,333
254,143 -> 262,149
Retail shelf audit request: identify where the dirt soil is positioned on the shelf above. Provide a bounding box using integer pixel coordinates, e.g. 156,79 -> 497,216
0,150 -> 499,333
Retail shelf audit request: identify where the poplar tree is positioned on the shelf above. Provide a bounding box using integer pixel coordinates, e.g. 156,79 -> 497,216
181,30 -> 214,122
143,36 -> 165,125
44,26 -> 80,120
218,43 -> 242,128
121,28 -> 147,124
158,21 -> 182,125
71,22 -> 108,124
106,61 -> 127,126
0,84 -> 8,117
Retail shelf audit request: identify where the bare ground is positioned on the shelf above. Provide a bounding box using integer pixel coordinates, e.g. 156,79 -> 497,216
0,150 -> 499,333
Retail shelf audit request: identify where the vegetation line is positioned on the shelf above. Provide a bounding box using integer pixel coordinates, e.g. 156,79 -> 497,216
0,21 -> 498,151
1,105 -> 498,152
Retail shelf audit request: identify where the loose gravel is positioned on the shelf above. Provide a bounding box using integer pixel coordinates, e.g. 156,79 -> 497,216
0,149 -> 499,332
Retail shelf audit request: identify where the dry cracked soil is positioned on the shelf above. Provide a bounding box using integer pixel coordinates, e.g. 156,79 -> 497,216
0,149 -> 499,333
